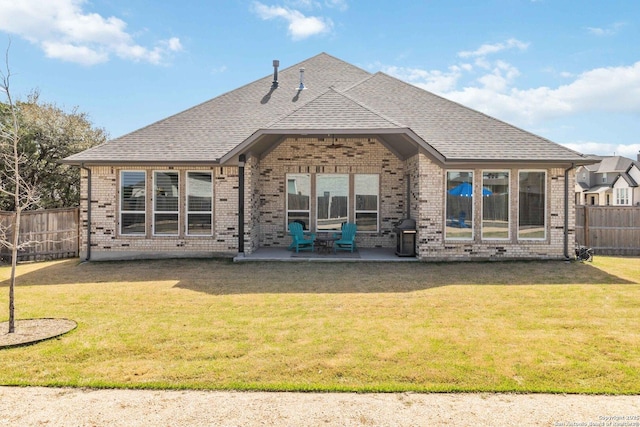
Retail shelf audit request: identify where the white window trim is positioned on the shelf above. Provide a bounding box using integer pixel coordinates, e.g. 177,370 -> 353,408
119,170 -> 146,236
354,174 -> 380,233
615,187 -> 629,205
286,173 -> 311,230
153,170 -> 180,237
517,170 -> 547,241
186,171 -> 213,237
445,170 -> 474,241
481,170 -> 510,241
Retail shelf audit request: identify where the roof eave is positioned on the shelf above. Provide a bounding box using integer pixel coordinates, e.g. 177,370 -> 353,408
442,157 -> 594,166
61,159 -> 222,167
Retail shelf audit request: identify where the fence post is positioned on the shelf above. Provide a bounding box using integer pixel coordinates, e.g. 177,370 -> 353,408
584,206 -> 589,247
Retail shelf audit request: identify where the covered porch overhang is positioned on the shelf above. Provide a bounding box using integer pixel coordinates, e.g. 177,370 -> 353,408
219,127 -> 445,165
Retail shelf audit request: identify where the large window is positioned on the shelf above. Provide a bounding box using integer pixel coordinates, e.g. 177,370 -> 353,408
286,174 -> 311,230
482,171 -> 509,239
317,174 -> 349,231
354,174 -> 379,232
154,171 -> 179,236
615,188 -> 629,205
518,171 -> 546,239
446,171 -> 473,239
186,172 -> 213,236
120,171 -> 146,235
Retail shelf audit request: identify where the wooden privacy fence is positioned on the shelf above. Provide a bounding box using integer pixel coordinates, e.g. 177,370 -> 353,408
575,206 -> 640,256
0,207 -> 79,262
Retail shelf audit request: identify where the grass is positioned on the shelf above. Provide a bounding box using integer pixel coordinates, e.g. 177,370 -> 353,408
0,256 -> 639,394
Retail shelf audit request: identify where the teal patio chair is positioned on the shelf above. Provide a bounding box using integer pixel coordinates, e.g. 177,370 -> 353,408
288,222 -> 316,253
334,222 -> 357,253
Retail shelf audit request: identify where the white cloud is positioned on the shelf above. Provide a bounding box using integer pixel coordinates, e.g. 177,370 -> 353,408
382,64 -> 462,93
587,22 -> 626,36
382,39 -> 640,156
561,142 -> 640,158
252,2 -> 333,40
444,61 -> 640,125
0,0 -> 182,65
324,0 -> 348,11
458,38 -> 529,58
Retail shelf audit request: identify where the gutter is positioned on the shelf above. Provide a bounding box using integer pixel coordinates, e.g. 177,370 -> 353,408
80,164 -> 91,261
238,154 -> 245,254
564,163 -> 574,260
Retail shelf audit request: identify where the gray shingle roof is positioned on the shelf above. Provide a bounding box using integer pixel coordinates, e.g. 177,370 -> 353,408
64,52 -> 588,165
596,156 -> 633,173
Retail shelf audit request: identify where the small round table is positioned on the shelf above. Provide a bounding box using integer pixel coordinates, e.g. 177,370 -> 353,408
315,235 -> 338,254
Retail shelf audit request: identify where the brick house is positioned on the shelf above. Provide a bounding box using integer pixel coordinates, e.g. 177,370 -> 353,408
63,53 -> 592,261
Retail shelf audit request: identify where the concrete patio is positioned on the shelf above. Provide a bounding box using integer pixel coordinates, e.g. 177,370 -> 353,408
234,247 -> 419,262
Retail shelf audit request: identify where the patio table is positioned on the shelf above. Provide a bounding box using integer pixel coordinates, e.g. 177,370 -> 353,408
315,235 -> 338,254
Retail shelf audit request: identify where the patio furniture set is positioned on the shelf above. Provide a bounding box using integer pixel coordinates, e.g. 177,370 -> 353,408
288,222 -> 357,254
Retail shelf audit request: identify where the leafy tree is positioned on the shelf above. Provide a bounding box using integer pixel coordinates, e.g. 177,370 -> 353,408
0,91 -> 108,210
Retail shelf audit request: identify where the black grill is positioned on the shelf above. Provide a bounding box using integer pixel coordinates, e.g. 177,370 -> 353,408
393,218 -> 416,257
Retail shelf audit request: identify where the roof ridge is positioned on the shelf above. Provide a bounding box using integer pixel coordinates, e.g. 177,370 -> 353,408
337,86 -> 406,128
266,87 -> 403,129
263,87 -> 334,128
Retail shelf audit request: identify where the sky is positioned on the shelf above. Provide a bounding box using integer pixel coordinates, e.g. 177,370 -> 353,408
0,0 -> 639,159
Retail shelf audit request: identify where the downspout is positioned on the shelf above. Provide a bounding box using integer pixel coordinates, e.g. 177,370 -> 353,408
238,154 -> 246,254
80,164 -> 91,261
563,163 -> 574,260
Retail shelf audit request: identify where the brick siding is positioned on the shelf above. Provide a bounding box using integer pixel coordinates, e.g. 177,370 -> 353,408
80,139 -> 575,261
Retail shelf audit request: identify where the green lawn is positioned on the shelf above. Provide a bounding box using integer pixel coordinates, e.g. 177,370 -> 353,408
1,256 -> 639,394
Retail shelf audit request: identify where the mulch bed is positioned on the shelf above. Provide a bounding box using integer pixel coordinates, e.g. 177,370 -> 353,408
0,318 -> 77,349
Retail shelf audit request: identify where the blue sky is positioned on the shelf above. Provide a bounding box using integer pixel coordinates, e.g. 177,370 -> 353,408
1,0 -> 639,158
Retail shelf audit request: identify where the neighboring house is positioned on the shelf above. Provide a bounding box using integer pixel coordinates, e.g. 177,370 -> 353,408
63,53 -> 593,261
575,155 -> 640,206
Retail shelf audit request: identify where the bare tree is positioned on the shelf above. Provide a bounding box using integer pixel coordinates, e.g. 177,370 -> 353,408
0,43 -> 38,333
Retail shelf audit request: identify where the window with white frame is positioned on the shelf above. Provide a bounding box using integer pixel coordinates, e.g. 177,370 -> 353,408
354,174 -> 379,232
186,171 -> 213,235
445,171 -> 473,239
120,171 -> 146,235
615,187 -> 629,205
518,171 -> 546,240
316,174 -> 349,231
154,171 -> 179,235
286,174 -> 311,230
482,171 -> 509,239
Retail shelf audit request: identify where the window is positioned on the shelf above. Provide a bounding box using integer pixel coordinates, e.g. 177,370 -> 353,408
317,174 -> 348,231
482,171 -> 509,239
186,172 -> 213,235
120,171 -> 146,235
518,171 -> 546,239
446,171 -> 473,239
154,171 -> 179,236
355,174 -> 379,232
286,174 -> 311,230
615,188 -> 629,205
602,173 -> 607,183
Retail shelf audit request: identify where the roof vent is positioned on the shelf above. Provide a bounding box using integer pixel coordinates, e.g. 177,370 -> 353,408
271,60 -> 279,89
297,67 -> 306,91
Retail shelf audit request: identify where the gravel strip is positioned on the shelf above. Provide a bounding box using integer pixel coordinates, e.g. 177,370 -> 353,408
1,387 -> 639,426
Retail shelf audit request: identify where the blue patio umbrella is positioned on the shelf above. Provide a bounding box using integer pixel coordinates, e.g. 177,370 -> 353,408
448,182 -> 493,197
